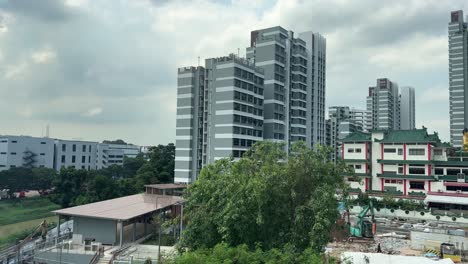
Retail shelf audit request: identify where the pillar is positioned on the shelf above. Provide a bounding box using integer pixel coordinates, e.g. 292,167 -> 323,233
133,221 -> 136,242
119,221 -> 124,247
404,179 -> 407,196
144,215 -> 147,236
381,178 -> 384,192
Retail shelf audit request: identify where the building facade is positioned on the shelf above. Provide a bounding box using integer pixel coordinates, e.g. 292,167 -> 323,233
342,129 -> 468,209
350,108 -> 372,132
0,136 -> 55,171
174,55 -> 265,183
175,26 -> 327,183
0,135 -> 142,172
328,106 -> 364,162
400,86 -> 416,130
448,10 -> 468,147
367,78 -> 400,130
246,26 -> 326,148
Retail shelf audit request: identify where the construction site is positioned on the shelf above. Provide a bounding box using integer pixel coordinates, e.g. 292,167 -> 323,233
328,200 -> 468,263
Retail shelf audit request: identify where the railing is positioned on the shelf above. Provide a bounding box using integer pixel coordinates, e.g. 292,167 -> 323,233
89,246 -> 104,264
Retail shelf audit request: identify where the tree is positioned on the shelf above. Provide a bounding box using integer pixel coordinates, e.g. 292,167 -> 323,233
135,143 -> 175,187
181,141 -> 348,253
102,139 -> 128,145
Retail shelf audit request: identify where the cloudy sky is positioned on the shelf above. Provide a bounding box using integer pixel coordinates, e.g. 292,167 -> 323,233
0,0 -> 464,145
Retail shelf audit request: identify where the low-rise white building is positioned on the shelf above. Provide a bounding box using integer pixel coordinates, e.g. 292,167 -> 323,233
0,136 -> 55,170
342,128 -> 468,210
0,135 -> 143,172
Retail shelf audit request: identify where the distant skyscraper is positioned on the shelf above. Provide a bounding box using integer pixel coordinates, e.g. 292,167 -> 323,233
328,106 -> 363,162
174,55 -> 265,183
400,86 -> 416,130
349,108 -> 372,132
448,10 -> 468,147
247,26 -> 327,148
366,78 -> 400,130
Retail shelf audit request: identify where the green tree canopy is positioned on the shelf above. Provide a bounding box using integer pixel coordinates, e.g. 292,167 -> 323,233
181,141 -> 349,253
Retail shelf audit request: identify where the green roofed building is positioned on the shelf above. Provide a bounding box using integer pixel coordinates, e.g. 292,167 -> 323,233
341,127 -> 468,210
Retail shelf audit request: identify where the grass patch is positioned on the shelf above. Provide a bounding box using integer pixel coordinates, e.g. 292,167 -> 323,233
0,216 -> 57,248
143,233 -> 176,246
0,197 -> 60,226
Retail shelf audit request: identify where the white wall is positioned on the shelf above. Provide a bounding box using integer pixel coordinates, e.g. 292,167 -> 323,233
0,136 -> 55,171
54,140 -> 98,171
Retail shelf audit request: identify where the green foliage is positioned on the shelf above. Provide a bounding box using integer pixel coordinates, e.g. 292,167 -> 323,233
162,243 -> 332,264
135,144 -> 175,188
181,141 -> 348,253
0,167 -> 56,196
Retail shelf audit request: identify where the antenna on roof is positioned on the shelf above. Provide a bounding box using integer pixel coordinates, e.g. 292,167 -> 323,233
197,56 -> 200,67
46,124 -> 50,138
237,48 -> 240,57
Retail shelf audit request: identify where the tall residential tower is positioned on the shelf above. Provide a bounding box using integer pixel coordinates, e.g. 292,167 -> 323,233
400,86 -> 416,130
448,10 -> 468,147
246,26 -> 326,148
366,78 -> 400,130
174,55 -> 265,183
175,26 -> 327,183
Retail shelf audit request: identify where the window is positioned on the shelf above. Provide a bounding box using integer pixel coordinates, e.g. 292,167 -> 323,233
40,153 -> 45,156
434,149 -> 443,156
447,169 -> 460,176
384,148 -> 396,153
62,144 -> 66,151
447,186 -> 468,192
72,156 -> 76,163
347,148 -> 355,153
397,149 -> 403,155
10,165 -> 16,168
0,152 -> 5,155
0,165 -> 5,167
89,146 -> 92,153
82,145 -> 86,152
72,144 -> 76,152
355,165 -> 362,170
11,140 -> 17,143
398,165 -> 404,174
355,148 -> 362,153
11,152 -> 16,155
435,168 -> 444,175
82,156 -> 86,163
409,148 -> 425,156
41,142 -> 46,144
409,166 -> 425,175
61,155 -> 65,163
88,156 -> 91,163
409,181 -> 425,190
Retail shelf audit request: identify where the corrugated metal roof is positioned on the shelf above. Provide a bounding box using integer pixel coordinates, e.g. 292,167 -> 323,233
53,194 -> 184,221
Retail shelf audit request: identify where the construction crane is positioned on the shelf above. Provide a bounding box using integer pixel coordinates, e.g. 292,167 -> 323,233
349,200 -> 376,239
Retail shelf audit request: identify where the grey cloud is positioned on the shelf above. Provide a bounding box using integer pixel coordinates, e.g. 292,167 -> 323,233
1,0 -> 74,22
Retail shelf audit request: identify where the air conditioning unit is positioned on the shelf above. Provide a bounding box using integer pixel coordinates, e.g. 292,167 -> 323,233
457,190 -> 462,194
438,189 -> 443,193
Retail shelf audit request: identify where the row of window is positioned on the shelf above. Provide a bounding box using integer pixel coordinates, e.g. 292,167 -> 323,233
347,148 -> 362,153
233,115 -> 263,127
233,126 -> 263,137
232,150 -> 247,158
0,140 -> 47,144
234,67 -> 264,85
291,74 -> 307,83
383,180 -> 425,190
234,91 -> 264,106
233,138 -> 256,147
383,148 -> 426,156
274,133 -> 285,140
234,79 -> 264,96
61,155 -> 92,164
291,109 -> 306,117
233,103 -> 263,117
291,101 -> 306,108
62,144 -> 93,153
274,93 -> 285,102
